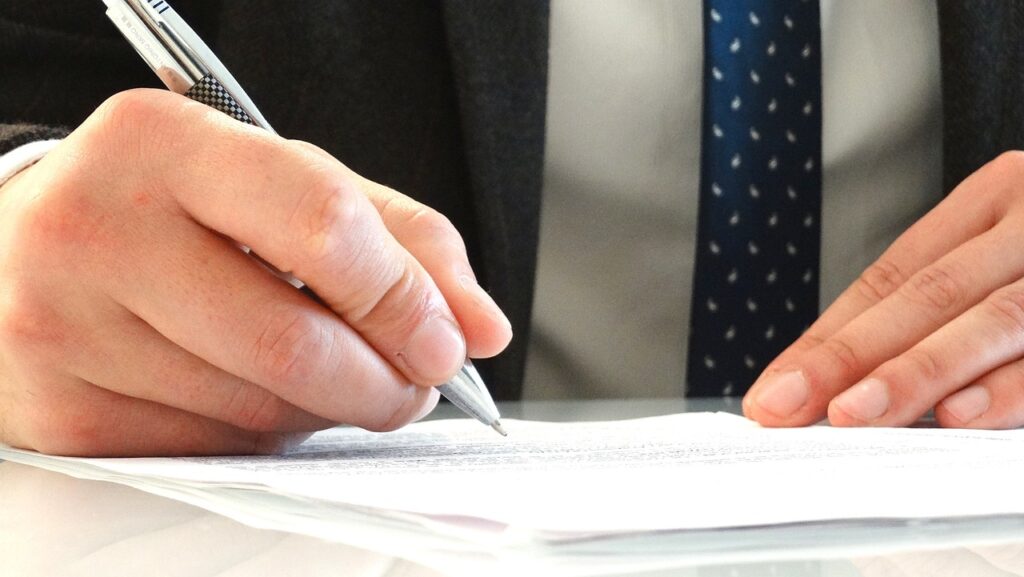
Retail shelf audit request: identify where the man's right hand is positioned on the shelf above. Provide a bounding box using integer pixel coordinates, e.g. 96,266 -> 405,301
0,89 -> 513,457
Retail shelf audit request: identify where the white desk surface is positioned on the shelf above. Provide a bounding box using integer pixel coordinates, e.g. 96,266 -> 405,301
3,398 -> 1023,577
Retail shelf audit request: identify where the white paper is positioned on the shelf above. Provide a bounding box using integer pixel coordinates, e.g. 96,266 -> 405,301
10,412 -> 1024,576
4,412 -> 1024,537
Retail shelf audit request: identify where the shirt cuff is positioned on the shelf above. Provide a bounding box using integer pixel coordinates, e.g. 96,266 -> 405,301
0,139 -> 63,189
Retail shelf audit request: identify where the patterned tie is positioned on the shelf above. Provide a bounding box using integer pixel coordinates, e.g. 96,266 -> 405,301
686,0 -> 822,397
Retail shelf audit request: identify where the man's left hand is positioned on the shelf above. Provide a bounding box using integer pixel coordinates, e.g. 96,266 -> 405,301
744,151 -> 1024,429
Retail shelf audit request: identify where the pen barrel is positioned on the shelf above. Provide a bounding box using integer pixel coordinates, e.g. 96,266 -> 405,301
184,75 -> 255,126
436,362 -> 502,428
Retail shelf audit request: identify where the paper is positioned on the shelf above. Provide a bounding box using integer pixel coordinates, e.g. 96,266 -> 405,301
4,412 -> 1024,573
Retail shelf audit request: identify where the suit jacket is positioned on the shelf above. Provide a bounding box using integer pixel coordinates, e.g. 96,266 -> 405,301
0,1 -> 1021,400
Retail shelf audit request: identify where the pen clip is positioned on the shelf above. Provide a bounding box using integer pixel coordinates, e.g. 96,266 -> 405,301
102,0 -> 193,93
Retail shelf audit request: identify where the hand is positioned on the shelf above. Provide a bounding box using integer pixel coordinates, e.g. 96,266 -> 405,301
744,151 -> 1024,429
0,89 -> 512,456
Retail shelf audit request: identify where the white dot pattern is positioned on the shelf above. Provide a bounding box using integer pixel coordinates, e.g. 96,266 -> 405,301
687,0 -> 822,397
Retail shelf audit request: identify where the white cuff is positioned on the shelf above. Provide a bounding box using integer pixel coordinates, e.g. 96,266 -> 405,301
0,139 -> 63,188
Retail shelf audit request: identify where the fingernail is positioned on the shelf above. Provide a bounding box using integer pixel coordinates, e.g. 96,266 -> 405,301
402,317 -> 466,384
753,371 -> 809,417
459,275 -> 512,331
943,385 -> 990,424
834,378 -> 890,422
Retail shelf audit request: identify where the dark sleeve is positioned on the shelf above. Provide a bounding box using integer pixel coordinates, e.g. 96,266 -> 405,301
939,0 -> 1024,192
0,1 -> 223,154
0,124 -> 69,156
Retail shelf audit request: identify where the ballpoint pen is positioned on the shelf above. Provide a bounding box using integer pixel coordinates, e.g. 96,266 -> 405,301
102,0 -> 507,437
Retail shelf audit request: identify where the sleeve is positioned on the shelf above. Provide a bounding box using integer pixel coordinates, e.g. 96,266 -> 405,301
0,2 -> 222,188
0,137 -> 64,189
0,2 -> 223,148
0,124 -> 69,157
0,124 -> 68,188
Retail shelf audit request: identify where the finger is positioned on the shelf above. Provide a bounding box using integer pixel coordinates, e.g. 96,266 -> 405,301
829,280 -> 1024,426
105,214 -> 439,432
64,311 -> 335,433
10,376 -> 311,457
360,180 -> 512,358
750,155 -> 1012,380
746,221 -> 1024,426
164,113 -> 466,386
814,153 -> 1013,336
740,335 -> 818,417
935,359 -> 1024,429
287,141 -> 512,359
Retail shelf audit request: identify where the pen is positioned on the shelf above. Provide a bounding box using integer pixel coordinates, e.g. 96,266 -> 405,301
102,0 -> 507,437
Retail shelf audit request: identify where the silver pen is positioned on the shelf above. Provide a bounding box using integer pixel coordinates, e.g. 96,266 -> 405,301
102,0 -> 507,437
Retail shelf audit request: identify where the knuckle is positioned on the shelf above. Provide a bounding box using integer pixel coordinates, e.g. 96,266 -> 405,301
353,263 -> 434,335
95,90 -> 161,129
820,337 -> 862,377
855,260 -> 906,303
794,332 -> 825,350
13,182 -> 106,256
900,264 -> 965,315
87,89 -> 225,179
414,207 -> 459,240
0,292 -> 65,357
898,348 -> 945,384
985,287 -> 1024,337
89,90 -> 170,150
402,204 -> 466,251
289,172 -> 367,269
251,312 -> 328,386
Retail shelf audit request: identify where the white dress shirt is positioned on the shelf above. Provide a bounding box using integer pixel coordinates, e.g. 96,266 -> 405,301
525,0 -> 943,399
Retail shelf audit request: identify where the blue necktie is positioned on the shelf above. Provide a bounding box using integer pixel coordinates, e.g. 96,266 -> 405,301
687,0 -> 822,397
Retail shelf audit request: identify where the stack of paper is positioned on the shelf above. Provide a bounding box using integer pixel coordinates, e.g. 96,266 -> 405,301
4,412 -> 1024,575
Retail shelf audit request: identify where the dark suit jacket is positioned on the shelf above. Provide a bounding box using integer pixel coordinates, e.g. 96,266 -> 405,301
0,1 -> 1021,400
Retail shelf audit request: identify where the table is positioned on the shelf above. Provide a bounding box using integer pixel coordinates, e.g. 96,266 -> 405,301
3,398 -> 1023,577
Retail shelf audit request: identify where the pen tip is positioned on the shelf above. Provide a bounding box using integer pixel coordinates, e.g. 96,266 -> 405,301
491,421 -> 508,437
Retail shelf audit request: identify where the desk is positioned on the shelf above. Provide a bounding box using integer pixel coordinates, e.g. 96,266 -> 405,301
2,398 -> 1023,577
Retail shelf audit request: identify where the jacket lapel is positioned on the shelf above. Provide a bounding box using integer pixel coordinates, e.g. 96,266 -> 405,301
938,0 -> 1024,193
442,1 -> 550,399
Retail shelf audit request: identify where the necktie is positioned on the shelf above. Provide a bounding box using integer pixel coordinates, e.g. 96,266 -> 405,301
686,0 -> 822,397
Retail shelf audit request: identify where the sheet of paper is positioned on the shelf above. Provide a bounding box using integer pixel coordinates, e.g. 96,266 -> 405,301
4,412 -> 1024,536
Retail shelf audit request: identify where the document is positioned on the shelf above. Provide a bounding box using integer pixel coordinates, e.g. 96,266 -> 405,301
3,412 -> 1024,573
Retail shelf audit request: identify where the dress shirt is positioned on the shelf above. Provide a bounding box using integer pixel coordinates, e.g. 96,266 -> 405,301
525,0 -> 943,399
